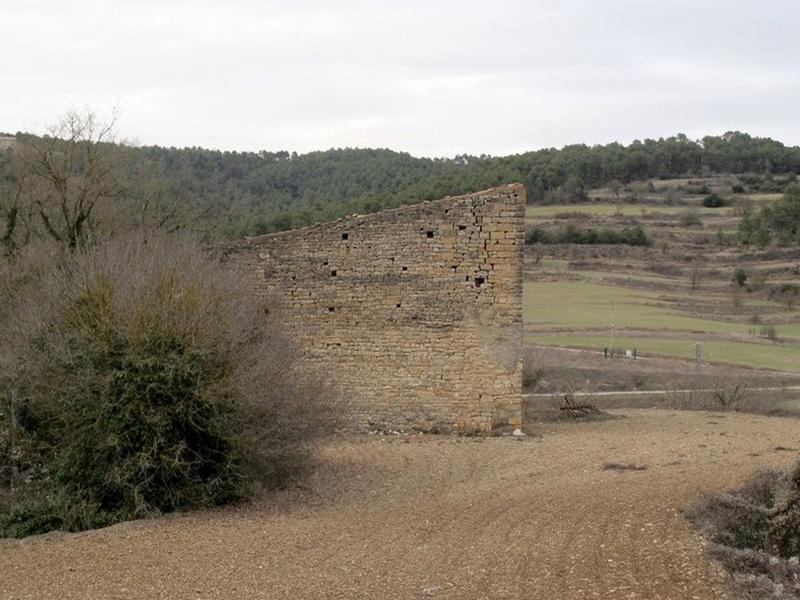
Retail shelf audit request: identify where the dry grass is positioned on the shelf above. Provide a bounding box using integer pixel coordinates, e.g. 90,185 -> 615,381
602,462 -> 648,472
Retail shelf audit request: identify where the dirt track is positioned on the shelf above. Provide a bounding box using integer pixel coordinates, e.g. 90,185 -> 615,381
2,409 -> 799,599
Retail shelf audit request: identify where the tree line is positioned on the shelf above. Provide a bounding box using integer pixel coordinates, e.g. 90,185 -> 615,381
3,128 -> 800,240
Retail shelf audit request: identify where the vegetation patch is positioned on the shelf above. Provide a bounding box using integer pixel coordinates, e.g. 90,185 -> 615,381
686,467 -> 800,599
0,235 -> 337,538
525,224 -> 652,246
739,185 -> 800,247
601,462 -> 648,472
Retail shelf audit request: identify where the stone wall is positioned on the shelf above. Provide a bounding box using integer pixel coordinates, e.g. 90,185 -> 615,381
222,184 -> 525,431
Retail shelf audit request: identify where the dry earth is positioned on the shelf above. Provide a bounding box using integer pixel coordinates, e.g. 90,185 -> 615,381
2,409 -> 799,600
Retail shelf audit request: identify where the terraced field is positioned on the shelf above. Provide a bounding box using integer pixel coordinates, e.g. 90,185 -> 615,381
524,177 -> 800,391
526,204 -> 735,218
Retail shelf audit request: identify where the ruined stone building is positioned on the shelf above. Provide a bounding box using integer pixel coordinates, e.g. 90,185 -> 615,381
223,184 -> 524,431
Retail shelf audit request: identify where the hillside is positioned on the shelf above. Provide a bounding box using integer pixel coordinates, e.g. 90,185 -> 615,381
523,174 -> 800,414
2,131 -> 799,239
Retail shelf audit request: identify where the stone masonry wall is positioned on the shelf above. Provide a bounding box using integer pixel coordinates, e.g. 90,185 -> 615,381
222,184 -> 525,431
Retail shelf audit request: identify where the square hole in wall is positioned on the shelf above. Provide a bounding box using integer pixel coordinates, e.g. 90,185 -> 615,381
426,230 -> 434,238
342,232 -> 349,240
402,266 -> 408,272
331,269 -> 337,277
458,224 -> 467,231
474,276 -> 485,287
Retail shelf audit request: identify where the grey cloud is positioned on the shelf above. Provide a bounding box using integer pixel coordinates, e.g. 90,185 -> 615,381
1,0 -> 798,155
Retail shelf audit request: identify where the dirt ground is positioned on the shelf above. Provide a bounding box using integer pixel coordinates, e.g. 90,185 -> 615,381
2,409 -> 799,600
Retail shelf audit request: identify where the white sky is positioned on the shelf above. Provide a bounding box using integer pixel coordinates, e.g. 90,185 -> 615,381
2,0 -> 799,157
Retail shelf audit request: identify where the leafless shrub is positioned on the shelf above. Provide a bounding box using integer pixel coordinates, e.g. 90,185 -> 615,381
690,263 -> 703,290
687,469 -> 800,599
760,326 -> 779,342
560,393 -> 601,417
712,380 -> 749,409
679,209 -> 702,227
664,375 -> 749,411
687,471 -> 784,549
602,462 -> 648,471
708,545 -> 800,600
665,382 -> 695,409
522,347 -> 548,390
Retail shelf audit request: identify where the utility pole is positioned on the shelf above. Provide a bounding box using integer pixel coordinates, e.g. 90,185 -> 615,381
610,301 -> 616,357
693,341 -> 702,399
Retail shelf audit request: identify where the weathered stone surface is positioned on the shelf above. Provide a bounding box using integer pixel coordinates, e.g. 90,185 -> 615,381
222,184 -> 524,431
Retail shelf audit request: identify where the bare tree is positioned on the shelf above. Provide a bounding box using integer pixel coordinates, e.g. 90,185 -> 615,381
690,263 -> 703,291
0,176 -> 22,255
608,179 -> 623,201
14,108 -> 127,250
121,157 -> 220,238
6,107 -> 222,250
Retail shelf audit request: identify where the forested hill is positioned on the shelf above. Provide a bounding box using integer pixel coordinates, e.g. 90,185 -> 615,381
3,131 -> 799,238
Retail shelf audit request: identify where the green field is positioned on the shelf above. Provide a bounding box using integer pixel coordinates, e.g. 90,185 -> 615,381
523,181 -> 800,377
524,281 -> 800,337
526,334 -> 800,373
524,278 -> 800,371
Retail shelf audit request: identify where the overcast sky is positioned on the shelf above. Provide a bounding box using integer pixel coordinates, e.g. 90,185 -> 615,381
2,0 -> 799,157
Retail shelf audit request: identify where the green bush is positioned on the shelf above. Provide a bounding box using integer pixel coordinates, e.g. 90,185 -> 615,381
524,224 -> 651,246
525,226 -> 552,244
0,234 -> 336,537
702,193 -> 727,208
732,267 -> 749,288
739,185 -> 800,246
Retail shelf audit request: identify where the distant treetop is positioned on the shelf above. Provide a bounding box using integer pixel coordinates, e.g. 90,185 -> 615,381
3,129 -> 799,238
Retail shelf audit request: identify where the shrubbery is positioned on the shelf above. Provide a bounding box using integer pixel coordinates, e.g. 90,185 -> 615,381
525,224 -> 652,246
687,465 -> 800,597
702,192 -> 728,208
733,267 -> 749,288
0,235 -> 336,537
739,184 -> 800,247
